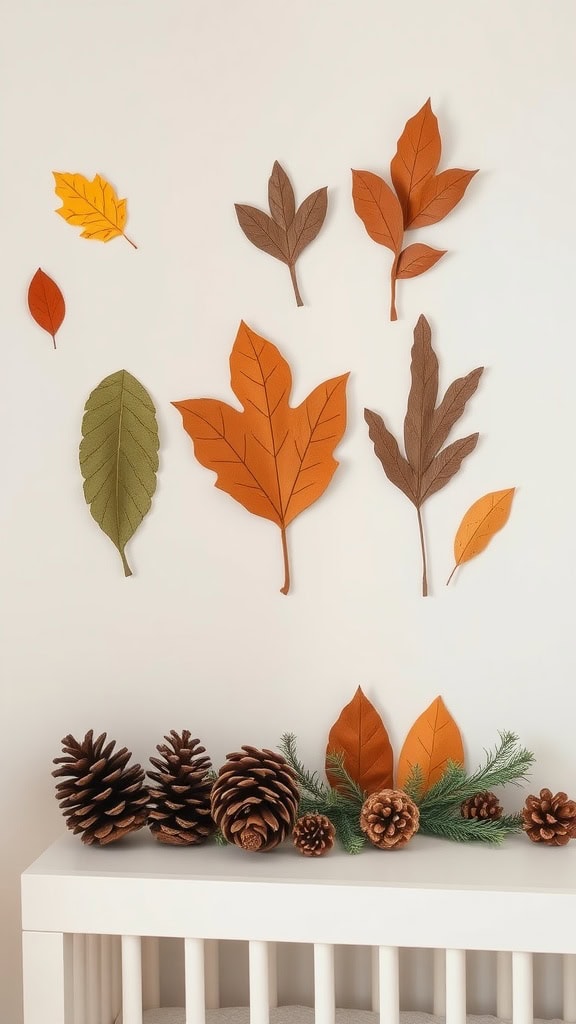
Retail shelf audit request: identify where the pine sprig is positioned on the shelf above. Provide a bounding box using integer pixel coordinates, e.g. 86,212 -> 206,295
419,813 -> 523,844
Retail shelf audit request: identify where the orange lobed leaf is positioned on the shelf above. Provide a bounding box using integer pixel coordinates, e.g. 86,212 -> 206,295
27,268 -> 66,349
351,170 -> 403,254
447,488 -> 515,586
408,168 -> 478,229
326,686 -> 393,795
173,322 -> 349,595
390,98 -> 441,227
396,696 -> 464,792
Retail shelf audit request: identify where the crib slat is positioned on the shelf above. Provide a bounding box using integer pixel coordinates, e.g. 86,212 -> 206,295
249,940 -> 270,1024
85,934 -> 101,1024
445,948 -> 466,1024
433,948 -> 446,1015
378,945 -> 400,1024
564,955 -> 576,1023
512,951 -> 533,1024
73,934 -> 87,1024
22,931 -> 74,1024
121,935 -> 143,1024
142,936 -> 161,1009
185,937 -> 206,1024
497,951 -> 513,1019
268,941 -> 278,1009
314,943 -> 335,1024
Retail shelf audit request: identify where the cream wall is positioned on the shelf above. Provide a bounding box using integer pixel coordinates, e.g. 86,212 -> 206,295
2,2 -> 576,1020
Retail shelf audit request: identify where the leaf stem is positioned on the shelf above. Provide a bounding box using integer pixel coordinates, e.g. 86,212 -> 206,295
289,263 -> 303,307
390,254 -> 399,321
123,233 -> 138,250
446,563 -> 458,587
51,334 -> 57,350
280,525 -> 290,595
120,548 -> 133,577
416,505 -> 428,597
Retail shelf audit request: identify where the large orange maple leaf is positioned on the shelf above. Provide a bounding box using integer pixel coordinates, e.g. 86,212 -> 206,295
173,322 -> 349,594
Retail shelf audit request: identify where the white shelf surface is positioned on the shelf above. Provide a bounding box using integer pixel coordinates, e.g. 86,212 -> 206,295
21,833 -> 576,953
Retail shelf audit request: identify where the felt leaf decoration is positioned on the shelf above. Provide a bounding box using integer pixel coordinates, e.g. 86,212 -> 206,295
397,696 -> 464,792
352,99 -> 477,320
326,686 -> 393,795
235,162 -> 328,307
365,314 -> 483,596
80,370 -> 159,577
447,488 -> 515,586
53,172 -> 137,248
173,321 -> 349,595
27,268 -> 65,348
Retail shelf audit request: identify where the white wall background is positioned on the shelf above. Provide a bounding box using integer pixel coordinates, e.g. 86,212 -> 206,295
2,1 -> 576,1020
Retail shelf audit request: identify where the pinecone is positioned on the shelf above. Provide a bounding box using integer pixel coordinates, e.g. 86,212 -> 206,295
211,746 -> 299,852
53,731 -> 148,846
147,731 -> 214,846
360,788 -> 420,849
461,791 -> 503,821
293,814 -> 336,857
522,788 -> 576,846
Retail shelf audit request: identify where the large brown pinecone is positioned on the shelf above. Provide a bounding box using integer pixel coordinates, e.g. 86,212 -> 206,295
461,791 -> 503,821
147,731 -> 214,846
360,789 -> 420,849
211,746 -> 299,852
53,731 -> 148,846
293,814 -> 336,857
522,788 -> 576,846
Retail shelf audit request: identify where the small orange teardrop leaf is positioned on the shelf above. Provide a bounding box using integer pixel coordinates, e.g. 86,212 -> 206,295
447,488 -> 516,586
396,696 -> 464,792
326,686 -> 393,795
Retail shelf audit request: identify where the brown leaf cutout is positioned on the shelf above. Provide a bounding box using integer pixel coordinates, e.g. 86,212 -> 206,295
447,488 -> 515,586
397,696 -> 464,792
365,314 -> 483,596
235,161 -> 328,307
326,686 -> 393,794
173,322 -> 348,595
352,99 -> 477,320
27,268 -> 66,348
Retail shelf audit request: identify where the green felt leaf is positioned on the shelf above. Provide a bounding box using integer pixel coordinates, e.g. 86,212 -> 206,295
79,370 -> 159,576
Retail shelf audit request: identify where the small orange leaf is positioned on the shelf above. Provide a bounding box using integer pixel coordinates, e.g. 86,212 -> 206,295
447,488 -> 515,586
390,98 -> 441,226
408,168 -> 478,229
396,243 -> 447,279
396,696 -> 463,792
326,686 -> 393,794
27,268 -> 66,348
351,170 -> 403,254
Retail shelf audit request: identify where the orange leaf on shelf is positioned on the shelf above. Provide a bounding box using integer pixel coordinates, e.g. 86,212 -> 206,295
396,696 -> 464,792
326,686 -> 393,795
27,268 -> 66,349
447,488 -> 516,586
173,322 -> 349,596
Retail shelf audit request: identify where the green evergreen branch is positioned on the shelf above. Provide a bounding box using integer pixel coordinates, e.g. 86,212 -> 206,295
419,813 -> 523,844
324,751 -> 366,807
279,732 -> 328,801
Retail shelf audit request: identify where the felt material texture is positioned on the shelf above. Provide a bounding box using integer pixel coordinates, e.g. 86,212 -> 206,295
325,686 -> 393,794
396,695 -> 464,792
53,171 -> 137,247
173,321 -> 349,596
447,489 -> 516,587
27,268 -> 66,348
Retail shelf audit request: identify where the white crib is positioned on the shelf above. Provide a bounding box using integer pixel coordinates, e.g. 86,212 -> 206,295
21,832 -> 576,1024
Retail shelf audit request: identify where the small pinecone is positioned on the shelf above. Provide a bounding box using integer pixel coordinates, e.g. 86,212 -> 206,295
293,814 -> 336,857
147,731 -> 214,846
522,788 -> 576,846
53,731 -> 148,846
360,788 -> 420,850
461,791 -> 503,821
211,746 -> 299,852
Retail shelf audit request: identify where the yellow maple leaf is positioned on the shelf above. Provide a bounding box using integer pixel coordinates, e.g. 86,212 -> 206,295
53,172 -> 137,248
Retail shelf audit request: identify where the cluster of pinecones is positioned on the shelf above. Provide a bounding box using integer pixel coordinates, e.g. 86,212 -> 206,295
52,731 -> 576,852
